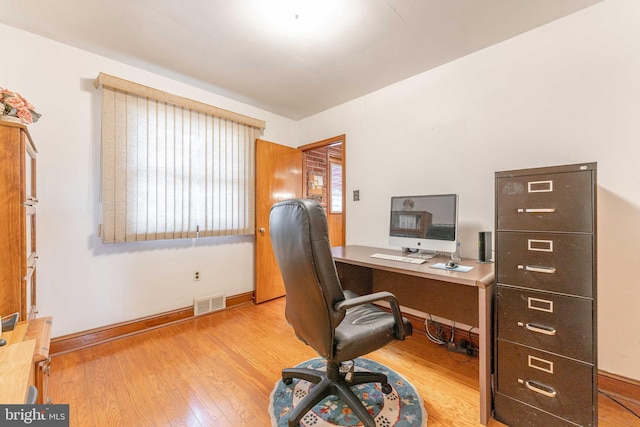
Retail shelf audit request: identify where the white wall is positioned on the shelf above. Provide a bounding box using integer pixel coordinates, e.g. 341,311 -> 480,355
0,23 -> 298,337
299,0 -> 640,380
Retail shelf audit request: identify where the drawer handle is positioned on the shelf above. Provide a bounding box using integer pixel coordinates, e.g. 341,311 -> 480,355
524,265 -> 556,274
525,322 -> 557,336
525,380 -> 557,398
518,208 -> 556,213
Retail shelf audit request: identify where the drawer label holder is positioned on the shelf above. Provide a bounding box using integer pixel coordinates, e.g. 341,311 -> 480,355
527,355 -> 554,374
528,297 -> 554,313
528,180 -> 554,193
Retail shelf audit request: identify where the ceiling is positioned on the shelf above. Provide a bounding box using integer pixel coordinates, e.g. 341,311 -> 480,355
0,0 -> 602,120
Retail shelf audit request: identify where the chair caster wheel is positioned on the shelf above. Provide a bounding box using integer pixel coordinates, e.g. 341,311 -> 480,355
381,383 -> 392,394
283,377 -> 293,385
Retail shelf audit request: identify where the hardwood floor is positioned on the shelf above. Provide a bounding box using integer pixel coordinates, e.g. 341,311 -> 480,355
50,298 -> 639,426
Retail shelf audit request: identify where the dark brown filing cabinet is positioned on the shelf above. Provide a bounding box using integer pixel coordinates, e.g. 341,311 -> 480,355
494,163 -> 597,426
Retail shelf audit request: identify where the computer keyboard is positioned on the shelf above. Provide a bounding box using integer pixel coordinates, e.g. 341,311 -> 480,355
370,253 -> 427,264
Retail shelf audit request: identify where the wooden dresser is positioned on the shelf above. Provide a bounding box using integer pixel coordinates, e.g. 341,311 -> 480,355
0,121 -> 38,321
0,121 -> 49,404
494,163 -> 597,426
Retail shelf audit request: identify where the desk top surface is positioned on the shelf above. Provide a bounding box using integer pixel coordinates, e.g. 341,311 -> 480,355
0,339 -> 35,403
4,317 -> 53,361
331,245 -> 495,288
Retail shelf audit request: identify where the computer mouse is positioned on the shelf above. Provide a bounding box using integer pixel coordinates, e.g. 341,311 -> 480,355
0,338 -> 6,347
445,261 -> 458,269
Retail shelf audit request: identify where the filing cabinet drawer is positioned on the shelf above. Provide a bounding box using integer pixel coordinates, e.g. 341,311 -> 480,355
497,286 -> 594,362
496,340 -> 595,427
494,392 -> 578,427
496,170 -> 594,233
496,232 -> 593,297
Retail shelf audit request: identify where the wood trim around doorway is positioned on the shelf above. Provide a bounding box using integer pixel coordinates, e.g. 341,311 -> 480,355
299,134 -> 345,151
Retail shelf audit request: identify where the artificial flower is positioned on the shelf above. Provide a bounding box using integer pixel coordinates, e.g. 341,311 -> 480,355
0,87 -> 41,124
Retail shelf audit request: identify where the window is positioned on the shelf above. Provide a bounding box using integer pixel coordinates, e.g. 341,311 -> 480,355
95,73 -> 265,243
329,157 -> 343,213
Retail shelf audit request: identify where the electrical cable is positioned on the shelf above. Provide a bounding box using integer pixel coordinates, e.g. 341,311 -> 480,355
424,314 -> 446,345
450,321 -> 456,343
425,320 -> 445,344
467,326 -> 478,350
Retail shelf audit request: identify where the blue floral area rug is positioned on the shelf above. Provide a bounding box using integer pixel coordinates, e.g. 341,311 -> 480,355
269,357 -> 427,427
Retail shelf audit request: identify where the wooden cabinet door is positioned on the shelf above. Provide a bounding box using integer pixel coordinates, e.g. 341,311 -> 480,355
0,124 -> 23,318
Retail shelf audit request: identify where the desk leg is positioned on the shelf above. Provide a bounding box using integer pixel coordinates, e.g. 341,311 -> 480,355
478,283 -> 494,425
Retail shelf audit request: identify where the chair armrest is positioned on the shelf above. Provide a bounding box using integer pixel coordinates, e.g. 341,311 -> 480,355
334,292 -> 410,340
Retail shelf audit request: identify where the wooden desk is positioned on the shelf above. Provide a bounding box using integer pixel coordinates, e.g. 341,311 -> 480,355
331,245 -> 495,425
0,339 -> 36,403
2,317 -> 53,404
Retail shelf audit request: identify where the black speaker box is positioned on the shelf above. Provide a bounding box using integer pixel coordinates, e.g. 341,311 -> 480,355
478,231 -> 492,262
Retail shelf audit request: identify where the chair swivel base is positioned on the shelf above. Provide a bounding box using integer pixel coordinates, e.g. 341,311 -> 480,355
281,361 -> 391,427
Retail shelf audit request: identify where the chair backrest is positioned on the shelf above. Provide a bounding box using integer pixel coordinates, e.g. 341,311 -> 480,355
269,199 -> 346,358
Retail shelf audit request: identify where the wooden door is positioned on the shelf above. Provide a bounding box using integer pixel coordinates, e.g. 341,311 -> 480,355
254,139 -> 303,303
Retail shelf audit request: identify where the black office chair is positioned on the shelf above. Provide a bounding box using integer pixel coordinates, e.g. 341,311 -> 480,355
269,199 -> 413,427
25,385 -> 38,405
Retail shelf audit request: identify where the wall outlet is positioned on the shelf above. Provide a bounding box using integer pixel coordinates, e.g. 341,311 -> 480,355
193,270 -> 201,281
353,190 -> 360,201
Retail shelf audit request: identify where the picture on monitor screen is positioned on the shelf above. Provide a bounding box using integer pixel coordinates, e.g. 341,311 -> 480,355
389,194 -> 458,253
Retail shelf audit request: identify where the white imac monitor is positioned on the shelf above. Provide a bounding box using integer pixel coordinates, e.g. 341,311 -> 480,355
388,194 -> 458,254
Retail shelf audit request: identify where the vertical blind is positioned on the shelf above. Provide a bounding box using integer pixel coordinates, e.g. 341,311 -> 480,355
95,73 -> 265,243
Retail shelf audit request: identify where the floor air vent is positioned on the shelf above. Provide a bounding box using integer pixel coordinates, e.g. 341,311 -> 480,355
194,294 -> 226,316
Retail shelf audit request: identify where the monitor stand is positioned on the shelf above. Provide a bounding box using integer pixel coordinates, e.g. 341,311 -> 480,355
402,247 -> 419,254
402,248 -> 436,259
